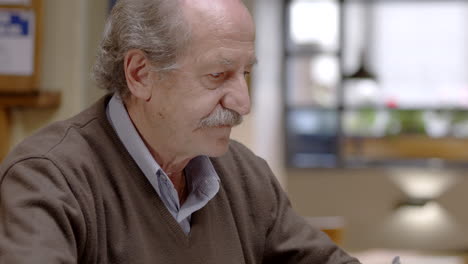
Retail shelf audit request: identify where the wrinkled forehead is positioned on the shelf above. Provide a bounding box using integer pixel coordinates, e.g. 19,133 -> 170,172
181,0 -> 255,40
175,0 -> 256,68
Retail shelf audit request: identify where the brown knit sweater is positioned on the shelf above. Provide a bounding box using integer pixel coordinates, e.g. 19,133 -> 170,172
0,95 -> 360,264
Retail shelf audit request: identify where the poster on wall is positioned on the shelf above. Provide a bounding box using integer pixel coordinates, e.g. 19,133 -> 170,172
0,9 -> 35,75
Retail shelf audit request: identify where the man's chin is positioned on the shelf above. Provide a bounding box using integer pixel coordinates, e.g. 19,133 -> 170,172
205,138 -> 231,157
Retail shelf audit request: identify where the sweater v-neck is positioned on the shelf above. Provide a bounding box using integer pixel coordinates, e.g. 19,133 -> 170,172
107,140 -> 246,263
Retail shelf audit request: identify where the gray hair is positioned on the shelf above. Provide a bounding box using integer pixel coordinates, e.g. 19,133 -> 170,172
92,0 -> 191,99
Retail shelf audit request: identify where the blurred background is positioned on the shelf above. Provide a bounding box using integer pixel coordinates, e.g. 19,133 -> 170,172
2,0 -> 468,261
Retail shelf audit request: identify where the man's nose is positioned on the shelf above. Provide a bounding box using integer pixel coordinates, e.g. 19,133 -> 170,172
221,74 -> 251,116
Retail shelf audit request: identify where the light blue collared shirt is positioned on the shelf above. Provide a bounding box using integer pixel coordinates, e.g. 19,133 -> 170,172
106,94 -> 220,234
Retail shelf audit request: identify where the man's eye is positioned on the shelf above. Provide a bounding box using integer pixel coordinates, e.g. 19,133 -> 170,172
209,72 -> 225,79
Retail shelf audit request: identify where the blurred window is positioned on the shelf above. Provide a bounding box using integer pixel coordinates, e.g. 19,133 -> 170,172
284,0 -> 468,168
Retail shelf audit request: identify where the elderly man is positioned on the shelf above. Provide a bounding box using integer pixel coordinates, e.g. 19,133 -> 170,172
0,0 -> 360,263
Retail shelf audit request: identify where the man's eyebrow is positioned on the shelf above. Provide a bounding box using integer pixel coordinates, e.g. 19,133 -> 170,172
216,56 -> 258,66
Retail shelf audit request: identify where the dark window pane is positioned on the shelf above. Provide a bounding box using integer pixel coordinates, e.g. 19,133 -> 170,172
287,109 -> 339,167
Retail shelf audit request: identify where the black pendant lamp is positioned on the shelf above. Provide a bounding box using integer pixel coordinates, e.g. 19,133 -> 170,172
348,51 -> 377,81
346,1 -> 378,82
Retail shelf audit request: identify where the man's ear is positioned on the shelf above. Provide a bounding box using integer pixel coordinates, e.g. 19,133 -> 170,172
124,49 -> 153,101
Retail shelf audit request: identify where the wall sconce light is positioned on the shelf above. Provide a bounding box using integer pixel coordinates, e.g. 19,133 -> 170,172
395,197 -> 432,209
389,168 -> 458,227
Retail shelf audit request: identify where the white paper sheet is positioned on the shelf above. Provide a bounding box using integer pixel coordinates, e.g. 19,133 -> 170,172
0,9 -> 35,76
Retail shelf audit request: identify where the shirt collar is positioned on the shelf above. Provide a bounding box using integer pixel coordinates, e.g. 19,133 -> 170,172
107,94 -> 164,195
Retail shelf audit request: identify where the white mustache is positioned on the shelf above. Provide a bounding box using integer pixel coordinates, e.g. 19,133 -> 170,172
198,107 -> 243,128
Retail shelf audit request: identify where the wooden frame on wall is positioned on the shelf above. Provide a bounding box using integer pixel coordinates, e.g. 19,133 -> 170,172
0,0 -> 43,93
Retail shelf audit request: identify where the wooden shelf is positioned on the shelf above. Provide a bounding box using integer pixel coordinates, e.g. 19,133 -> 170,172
0,91 -> 61,109
343,135 -> 468,161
